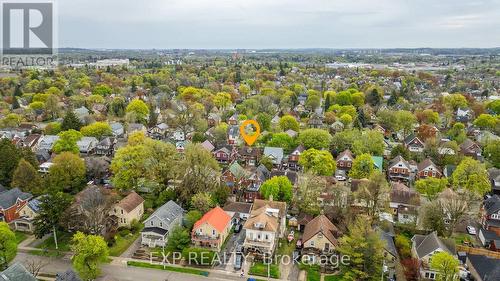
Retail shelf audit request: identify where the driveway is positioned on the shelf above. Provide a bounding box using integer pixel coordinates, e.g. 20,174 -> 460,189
217,228 -> 245,271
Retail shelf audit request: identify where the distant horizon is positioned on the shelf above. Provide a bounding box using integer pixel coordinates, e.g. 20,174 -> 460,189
57,46 -> 500,51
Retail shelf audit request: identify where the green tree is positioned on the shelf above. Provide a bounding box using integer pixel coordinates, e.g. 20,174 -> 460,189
430,252 -> 459,281
349,153 -> 374,179
305,95 -> 320,111
61,110 -> 83,131
473,114 -> 498,130
484,140 -> 500,168
444,94 -> 468,110
11,159 -> 42,194
53,129 -> 83,154
415,177 -> 448,201
33,191 -> 73,249
452,157 -> 490,196
259,176 -> 293,203
0,139 -> 20,186
71,232 -> 109,280
298,128 -> 331,150
184,210 -> 202,231
92,84 -> 112,96
354,172 -> 390,218
126,99 -> 150,123
0,222 -> 17,270
298,148 -> 335,176
166,226 -> 191,252
44,122 -> 62,135
213,92 -> 232,109
390,144 -> 410,159
256,113 -> 272,131
447,123 -> 466,143
352,130 -> 384,156
422,201 -> 447,236
47,152 -> 86,193
267,133 -> 295,153
295,175 -> 323,215
337,216 -> 385,281
395,110 -> 417,137
176,144 -> 221,205
279,115 -> 299,131
191,192 -> 214,214
80,122 -> 112,139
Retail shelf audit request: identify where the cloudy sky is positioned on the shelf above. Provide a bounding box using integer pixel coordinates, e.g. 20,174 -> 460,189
57,0 -> 500,49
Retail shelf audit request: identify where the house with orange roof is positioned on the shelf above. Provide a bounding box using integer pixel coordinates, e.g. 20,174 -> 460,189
191,206 -> 232,251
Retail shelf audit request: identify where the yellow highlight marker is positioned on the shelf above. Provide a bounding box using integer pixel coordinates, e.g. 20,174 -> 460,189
240,120 -> 260,146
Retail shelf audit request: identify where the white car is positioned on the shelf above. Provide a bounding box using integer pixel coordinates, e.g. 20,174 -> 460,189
466,226 -> 477,235
335,175 -> 347,181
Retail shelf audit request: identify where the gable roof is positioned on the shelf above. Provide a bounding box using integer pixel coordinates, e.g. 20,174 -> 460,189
302,215 -> 339,246
116,191 -> 144,213
336,149 -> 353,161
412,231 -> 454,259
243,205 -> 279,232
390,182 -> 420,206
483,195 -> 500,215
263,147 -> 284,164
0,188 -> 32,209
144,200 -> 184,226
388,155 -> 410,169
223,202 -> 253,215
252,199 -> 287,218
417,158 -> 440,172
56,269 -> 82,281
0,262 -> 36,281
193,206 -> 231,233
380,230 -> 398,258
404,134 -> 423,146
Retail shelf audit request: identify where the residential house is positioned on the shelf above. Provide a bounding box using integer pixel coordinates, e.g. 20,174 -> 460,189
380,229 -> 398,280
200,140 -> 215,152
228,125 -> 239,145
110,122 -> 124,138
330,121 -> 344,133
336,149 -> 354,170
95,137 -> 115,156
0,263 -> 36,281
478,227 -> 500,251
221,161 -> 250,194
141,200 -> 185,247
223,202 -> 253,224
456,108 -> 472,123
417,158 -> 442,179
466,254 -> 500,281
149,123 -> 169,140
110,191 -> 144,228
74,106 -> 90,123
243,165 -> 270,202
21,133 -> 42,151
38,162 -> 53,173
301,215 -> 339,259
481,195 -> 500,236
207,113 -> 221,127
488,168 -> 500,195
127,123 -> 146,135
460,138 -> 482,159
288,145 -> 304,171
308,114 -> 323,128
263,147 -> 284,167
404,134 -> 425,153
77,137 -> 98,154
0,188 -> 32,223
172,129 -> 185,142
411,231 -> 456,280
387,155 -> 412,182
56,269 -> 82,281
192,206 -> 232,251
13,197 -> 41,233
213,146 -> 236,164
372,156 -> 383,172
238,146 -> 261,166
285,129 -> 298,138
227,114 -> 238,125
37,135 -> 59,151
389,182 -> 420,224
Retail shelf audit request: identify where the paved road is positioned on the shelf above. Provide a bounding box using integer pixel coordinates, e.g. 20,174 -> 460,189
14,252 -> 280,281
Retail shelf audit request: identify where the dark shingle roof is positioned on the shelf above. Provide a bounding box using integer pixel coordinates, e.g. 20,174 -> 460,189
483,195 -> 500,216
467,254 -> 500,280
0,263 -> 36,281
56,269 -> 82,281
412,231 -> 454,259
0,188 -> 32,209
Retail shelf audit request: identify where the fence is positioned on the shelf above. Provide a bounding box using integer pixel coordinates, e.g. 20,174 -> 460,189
456,245 -> 500,259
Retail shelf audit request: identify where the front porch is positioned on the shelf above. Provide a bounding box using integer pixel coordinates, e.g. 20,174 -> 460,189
141,228 -> 168,248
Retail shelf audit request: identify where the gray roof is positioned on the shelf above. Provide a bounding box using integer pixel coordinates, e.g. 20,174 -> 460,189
77,137 -> 98,152
0,188 -> 32,209
412,231 -> 454,259
380,231 -> 398,258
467,254 -> 500,280
263,147 -> 284,164
483,195 -> 500,216
0,262 -> 36,281
143,200 -> 184,228
56,270 -> 82,281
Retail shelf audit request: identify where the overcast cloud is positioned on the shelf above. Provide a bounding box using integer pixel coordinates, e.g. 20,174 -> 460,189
57,0 -> 500,49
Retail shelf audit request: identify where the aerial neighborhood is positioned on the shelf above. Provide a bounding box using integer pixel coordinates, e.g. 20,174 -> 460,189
0,48 -> 499,281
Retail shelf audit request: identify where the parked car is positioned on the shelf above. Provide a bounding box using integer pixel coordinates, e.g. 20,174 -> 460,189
234,224 -> 242,233
335,175 -> 347,181
235,244 -> 243,254
466,226 -> 477,235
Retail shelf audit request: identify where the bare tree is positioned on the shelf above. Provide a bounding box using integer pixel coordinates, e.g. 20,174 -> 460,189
24,258 -> 49,278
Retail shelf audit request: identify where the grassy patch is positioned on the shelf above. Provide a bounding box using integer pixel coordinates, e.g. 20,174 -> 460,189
127,261 -> 209,276
275,234 -> 297,257
15,231 -> 27,244
453,233 -> 474,245
28,249 -> 64,258
299,264 -> 321,281
324,275 -> 343,281
36,231 -> 72,252
109,231 -> 141,257
249,262 -> 280,279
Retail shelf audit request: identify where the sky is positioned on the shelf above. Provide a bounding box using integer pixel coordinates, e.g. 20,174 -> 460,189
57,0 -> 500,49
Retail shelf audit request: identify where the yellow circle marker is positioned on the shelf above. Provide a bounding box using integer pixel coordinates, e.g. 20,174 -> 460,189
239,120 -> 260,146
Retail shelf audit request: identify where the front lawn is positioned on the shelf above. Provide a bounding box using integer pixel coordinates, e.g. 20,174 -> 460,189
299,264 -> 321,281
36,231 -> 72,252
249,262 -> 280,279
127,261 -> 209,276
275,233 -> 298,257
324,275 -> 344,281
108,228 -> 142,257
453,233 -> 474,246
15,231 -> 27,244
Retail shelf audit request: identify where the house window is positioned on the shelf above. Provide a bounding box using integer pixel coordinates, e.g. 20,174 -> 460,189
159,222 -> 163,227
310,241 -> 315,246
258,234 -> 261,240
121,210 -> 124,214
150,221 -> 153,226
424,171 -> 428,176
212,230 -> 216,236
265,235 -> 269,240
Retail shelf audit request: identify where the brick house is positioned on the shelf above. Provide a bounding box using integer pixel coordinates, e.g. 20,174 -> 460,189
481,195 -> 500,236
336,149 -> 354,170
0,188 -> 32,223
417,158 -> 442,179
404,134 -> 425,153
387,155 -> 412,182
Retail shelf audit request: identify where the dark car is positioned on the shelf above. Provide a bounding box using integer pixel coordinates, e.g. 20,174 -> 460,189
235,244 -> 243,254
234,224 -> 242,233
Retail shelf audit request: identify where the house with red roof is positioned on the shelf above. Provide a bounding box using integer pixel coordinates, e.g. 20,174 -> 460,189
191,206 -> 232,251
